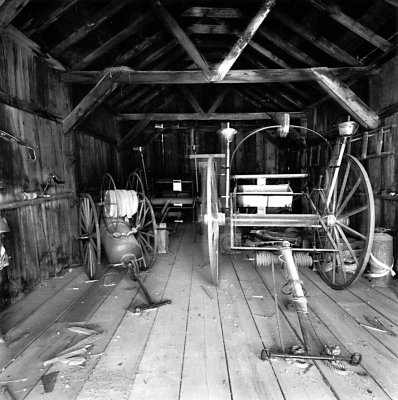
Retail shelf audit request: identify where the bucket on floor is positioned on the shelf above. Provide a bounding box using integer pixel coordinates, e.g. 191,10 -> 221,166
366,231 -> 395,287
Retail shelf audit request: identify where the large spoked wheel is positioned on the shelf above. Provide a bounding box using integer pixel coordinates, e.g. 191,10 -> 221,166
131,194 -> 157,269
78,193 -> 101,279
203,157 -> 220,286
126,170 -> 145,196
100,173 -> 119,233
312,154 -> 375,289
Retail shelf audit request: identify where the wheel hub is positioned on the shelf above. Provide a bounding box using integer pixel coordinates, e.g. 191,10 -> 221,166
326,214 -> 336,227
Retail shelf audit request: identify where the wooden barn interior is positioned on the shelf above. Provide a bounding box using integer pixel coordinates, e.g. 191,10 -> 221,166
0,0 -> 397,399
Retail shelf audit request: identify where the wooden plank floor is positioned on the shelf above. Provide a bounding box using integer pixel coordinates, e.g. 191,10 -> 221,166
0,223 -> 398,399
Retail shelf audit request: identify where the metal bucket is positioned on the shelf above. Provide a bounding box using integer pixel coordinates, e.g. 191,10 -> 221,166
367,232 -> 394,287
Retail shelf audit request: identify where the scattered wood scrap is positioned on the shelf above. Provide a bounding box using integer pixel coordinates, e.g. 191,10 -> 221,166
43,327 -> 101,367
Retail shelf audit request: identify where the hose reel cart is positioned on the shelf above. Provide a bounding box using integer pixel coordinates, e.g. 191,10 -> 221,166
77,172 -> 170,312
201,119 -> 373,368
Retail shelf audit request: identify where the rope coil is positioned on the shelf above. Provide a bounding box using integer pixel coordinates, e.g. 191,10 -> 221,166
256,251 -> 312,268
104,189 -> 138,218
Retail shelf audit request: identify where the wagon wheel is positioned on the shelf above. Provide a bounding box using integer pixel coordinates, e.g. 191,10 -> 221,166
100,173 -> 119,233
131,193 -> 157,269
78,193 -> 101,279
311,154 -> 375,289
202,157 -> 220,285
126,170 -> 145,196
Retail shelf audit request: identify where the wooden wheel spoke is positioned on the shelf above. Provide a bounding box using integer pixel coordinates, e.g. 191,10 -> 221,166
337,221 -> 366,241
333,227 -> 347,283
340,205 -> 368,220
336,224 -> 360,268
337,177 -> 361,215
336,162 -> 351,211
138,234 -> 153,251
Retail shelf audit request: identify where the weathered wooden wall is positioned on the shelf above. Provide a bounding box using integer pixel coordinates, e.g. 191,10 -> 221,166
0,29 -> 123,309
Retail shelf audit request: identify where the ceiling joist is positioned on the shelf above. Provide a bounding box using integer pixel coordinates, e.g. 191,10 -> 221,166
62,67 -> 378,85
117,112 -> 308,121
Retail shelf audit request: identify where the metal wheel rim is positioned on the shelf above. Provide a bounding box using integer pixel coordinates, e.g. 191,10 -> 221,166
314,155 -> 375,289
78,193 -> 101,279
126,170 -> 145,196
132,194 -> 157,269
206,157 -> 220,285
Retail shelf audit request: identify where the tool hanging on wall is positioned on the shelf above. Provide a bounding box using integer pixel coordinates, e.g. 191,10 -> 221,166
42,172 -> 65,197
0,129 -> 37,160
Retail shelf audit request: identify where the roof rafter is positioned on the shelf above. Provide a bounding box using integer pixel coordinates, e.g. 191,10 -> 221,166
152,0 -> 213,80
272,9 -> 362,66
72,12 -> 154,70
207,88 -> 230,114
307,0 -> 392,52
212,0 -> 275,82
63,72 -> 119,134
0,0 -> 31,31
24,0 -> 79,36
51,0 -> 131,57
312,67 -> 379,129
179,86 -> 205,114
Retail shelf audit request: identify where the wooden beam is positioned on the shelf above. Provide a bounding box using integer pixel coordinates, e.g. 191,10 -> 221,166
117,112 -> 313,121
241,52 -> 313,102
152,0 -> 213,80
0,0 -> 31,31
248,41 -> 290,68
207,88 -> 230,113
62,67 -> 378,85
311,68 -> 379,129
213,0 -> 275,82
113,48 -> 185,110
63,72 -> 119,134
118,118 -> 153,148
118,94 -> 177,148
383,0 -> 398,7
24,0 -> 79,36
258,28 -> 321,66
51,0 -> 131,57
272,10 -> 362,66
307,0 -> 392,52
72,13 -> 154,70
133,86 -> 170,112
179,86 -> 205,114
0,89 -> 62,122
188,23 -> 240,35
182,7 -> 242,18
115,31 -> 165,66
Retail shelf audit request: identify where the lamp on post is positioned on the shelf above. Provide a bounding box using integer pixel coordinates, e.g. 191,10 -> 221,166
219,122 -> 237,211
